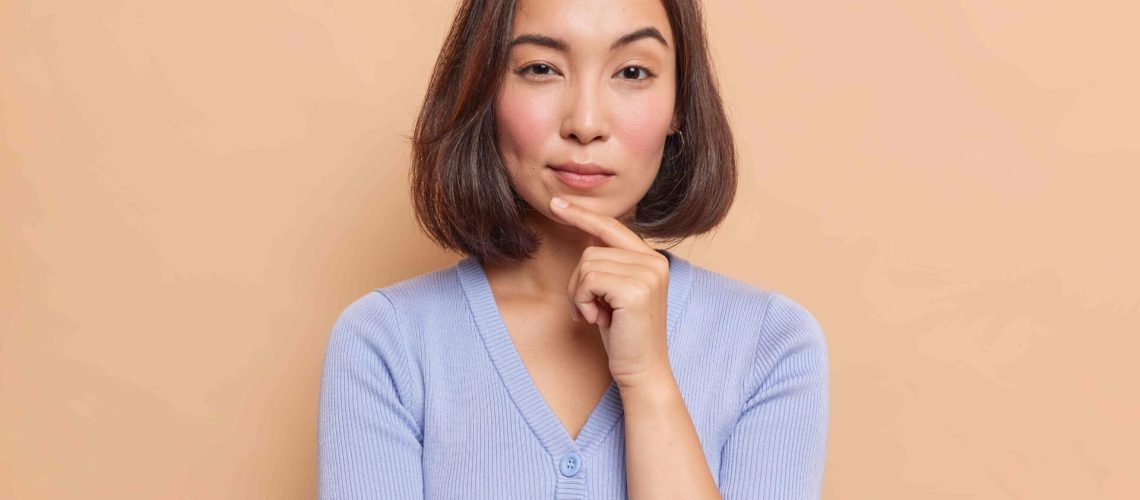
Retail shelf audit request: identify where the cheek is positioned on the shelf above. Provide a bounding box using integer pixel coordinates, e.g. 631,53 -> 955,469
612,91 -> 674,159
495,87 -> 554,158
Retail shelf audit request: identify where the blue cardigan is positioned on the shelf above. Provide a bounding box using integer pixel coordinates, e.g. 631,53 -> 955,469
318,249 -> 829,499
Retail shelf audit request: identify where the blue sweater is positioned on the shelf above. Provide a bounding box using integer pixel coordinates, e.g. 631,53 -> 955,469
318,249 -> 829,499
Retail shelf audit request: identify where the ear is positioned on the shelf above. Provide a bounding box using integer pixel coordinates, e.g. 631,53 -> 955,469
669,113 -> 683,134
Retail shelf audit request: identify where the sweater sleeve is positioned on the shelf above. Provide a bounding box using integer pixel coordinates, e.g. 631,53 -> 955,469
717,292 -> 830,499
318,290 -> 423,499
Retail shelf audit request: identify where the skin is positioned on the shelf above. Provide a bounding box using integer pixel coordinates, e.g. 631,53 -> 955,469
487,0 -> 721,498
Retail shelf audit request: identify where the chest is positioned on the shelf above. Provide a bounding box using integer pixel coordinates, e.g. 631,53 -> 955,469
497,299 -> 614,441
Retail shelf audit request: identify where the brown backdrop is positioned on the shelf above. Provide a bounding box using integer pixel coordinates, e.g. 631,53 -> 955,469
2,0 -> 1137,498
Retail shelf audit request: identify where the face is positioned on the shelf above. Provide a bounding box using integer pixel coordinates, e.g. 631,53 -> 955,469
494,0 -> 679,226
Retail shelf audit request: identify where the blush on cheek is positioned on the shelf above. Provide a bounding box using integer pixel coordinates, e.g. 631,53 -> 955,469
495,88 -> 554,159
612,94 -> 674,159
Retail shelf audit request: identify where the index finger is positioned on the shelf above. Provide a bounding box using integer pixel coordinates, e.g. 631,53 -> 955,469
549,196 -> 649,253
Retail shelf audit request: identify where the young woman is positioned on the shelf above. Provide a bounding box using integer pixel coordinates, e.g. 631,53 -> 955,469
318,0 -> 829,498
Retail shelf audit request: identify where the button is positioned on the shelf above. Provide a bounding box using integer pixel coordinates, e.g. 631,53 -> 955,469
559,452 -> 582,477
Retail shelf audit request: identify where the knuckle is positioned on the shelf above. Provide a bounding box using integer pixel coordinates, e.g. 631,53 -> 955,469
647,271 -> 663,288
583,270 -> 599,283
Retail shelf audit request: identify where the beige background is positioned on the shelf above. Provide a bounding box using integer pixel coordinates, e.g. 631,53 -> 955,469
2,0 -> 1137,498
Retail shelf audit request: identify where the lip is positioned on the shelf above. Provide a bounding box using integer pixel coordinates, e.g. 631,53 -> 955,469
549,162 -> 614,175
548,164 -> 614,190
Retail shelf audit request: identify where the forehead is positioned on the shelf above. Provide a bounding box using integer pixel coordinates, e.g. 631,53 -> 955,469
511,0 -> 674,50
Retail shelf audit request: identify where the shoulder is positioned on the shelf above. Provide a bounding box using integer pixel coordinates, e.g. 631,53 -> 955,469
376,262 -> 463,306
682,261 -> 779,328
690,260 -> 821,322
686,262 -> 772,305
342,260 -> 465,319
684,260 -> 827,363
330,260 -> 464,344
753,291 -> 828,367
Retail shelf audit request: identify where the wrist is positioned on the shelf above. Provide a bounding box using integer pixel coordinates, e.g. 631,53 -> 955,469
615,366 -> 677,398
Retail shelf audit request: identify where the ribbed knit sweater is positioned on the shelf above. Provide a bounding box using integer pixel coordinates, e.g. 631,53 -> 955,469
318,249 -> 829,499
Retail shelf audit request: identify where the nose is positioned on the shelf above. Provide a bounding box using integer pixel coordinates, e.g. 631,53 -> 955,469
559,78 -> 609,145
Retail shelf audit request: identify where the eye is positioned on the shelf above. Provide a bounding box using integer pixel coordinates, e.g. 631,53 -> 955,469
617,65 -> 655,81
517,63 -> 560,80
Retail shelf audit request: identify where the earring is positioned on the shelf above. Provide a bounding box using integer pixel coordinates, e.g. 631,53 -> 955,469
665,129 -> 685,162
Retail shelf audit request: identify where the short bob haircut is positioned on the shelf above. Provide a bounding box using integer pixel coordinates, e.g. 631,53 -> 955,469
410,0 -> 736,267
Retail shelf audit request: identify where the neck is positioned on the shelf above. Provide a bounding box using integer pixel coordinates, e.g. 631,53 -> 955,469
483,204 -> 639,301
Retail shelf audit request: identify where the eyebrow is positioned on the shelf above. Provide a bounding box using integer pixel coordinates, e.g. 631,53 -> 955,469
508,26 -> 669,52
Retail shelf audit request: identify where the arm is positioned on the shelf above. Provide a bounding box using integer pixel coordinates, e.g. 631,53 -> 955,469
717,292 -> 831,499
318,291 -> 423,499
620,371 -> 723,500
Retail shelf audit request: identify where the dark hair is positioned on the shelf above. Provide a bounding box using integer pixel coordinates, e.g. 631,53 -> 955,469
410,0 -> 736,266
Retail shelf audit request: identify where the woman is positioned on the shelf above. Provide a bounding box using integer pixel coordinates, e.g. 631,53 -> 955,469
318,0 -> 829,498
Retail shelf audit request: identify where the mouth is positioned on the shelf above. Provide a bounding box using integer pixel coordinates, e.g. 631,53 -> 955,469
549,162 -> 614,175
548,164 -> 614,190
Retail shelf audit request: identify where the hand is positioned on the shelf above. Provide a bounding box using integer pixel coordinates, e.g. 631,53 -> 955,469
548,196 -> 672,388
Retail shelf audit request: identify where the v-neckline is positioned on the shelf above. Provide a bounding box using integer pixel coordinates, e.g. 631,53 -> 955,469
456,248 -> 693,459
